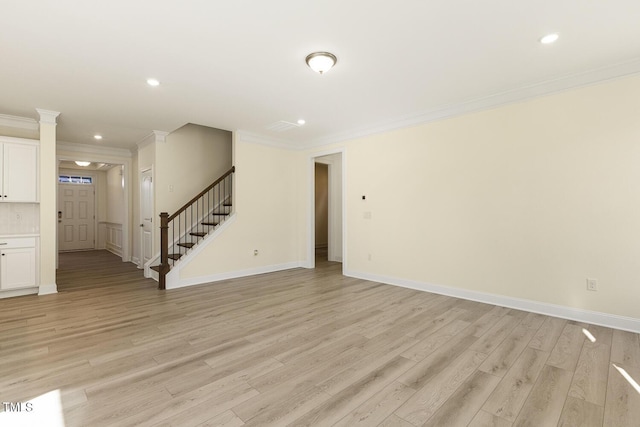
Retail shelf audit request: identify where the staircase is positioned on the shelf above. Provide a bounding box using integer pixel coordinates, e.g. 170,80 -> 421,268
152,166 -> 235,289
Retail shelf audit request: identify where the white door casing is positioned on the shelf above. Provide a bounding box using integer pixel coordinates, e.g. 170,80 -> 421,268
58,184 -> 95,251
140,169 -> 154,267
309,150 -> 345,269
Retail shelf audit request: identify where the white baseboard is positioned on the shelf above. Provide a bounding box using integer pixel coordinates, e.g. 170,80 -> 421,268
131,256 -> 141,268
38,283 -> 58,296
167,262 -> 304,290
344,269 -> 640,333
106,244 -> 123,258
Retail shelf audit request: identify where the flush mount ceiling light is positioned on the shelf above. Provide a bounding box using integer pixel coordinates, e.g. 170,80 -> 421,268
297,119 -> 306,125
146,78 -> 160,86
94,134 -> 103,140
305,52 -> 337,74
75,161 -> 91,167
540,33 -> 559,44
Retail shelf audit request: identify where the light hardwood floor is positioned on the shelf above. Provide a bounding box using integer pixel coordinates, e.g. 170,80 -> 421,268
1,250 -> 639,426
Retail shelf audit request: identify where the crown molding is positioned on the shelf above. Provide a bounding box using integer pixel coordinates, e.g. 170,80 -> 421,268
310,59 -> 640,148
0,114 -> 39,131
57,140 -> 132,158
35,108 -> 61,125
236,60 -> 640,151
135,133 -> 154,151
135,130 -> 169,152
153,130 -> 169,143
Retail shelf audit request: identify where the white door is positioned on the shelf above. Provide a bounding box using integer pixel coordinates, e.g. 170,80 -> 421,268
58,184 -> 95,251
140,169 -> 154,267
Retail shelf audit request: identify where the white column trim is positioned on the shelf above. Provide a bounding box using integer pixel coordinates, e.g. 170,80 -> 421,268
36,109 -> 60,126
38,283 -> 58,295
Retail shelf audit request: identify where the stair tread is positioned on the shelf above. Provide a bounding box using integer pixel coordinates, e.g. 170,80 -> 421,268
177,242 -> 195,248
150,265 -> 161,272
202,222 -> 219,226
211,213 -> 229,216
223,203 -> 232,207
190,232 -> 206,237
168,254 -> 181,260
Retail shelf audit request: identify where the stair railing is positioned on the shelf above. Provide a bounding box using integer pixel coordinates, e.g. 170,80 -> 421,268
158,166 -> 235,289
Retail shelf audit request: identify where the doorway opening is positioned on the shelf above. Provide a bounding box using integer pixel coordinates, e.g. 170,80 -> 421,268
56,157 -> 131,271
315,163 -> 329,262
310,151 -> 344,270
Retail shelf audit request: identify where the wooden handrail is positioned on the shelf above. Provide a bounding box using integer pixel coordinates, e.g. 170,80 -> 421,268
157,166 -> 235,290
168,166 -> 235,222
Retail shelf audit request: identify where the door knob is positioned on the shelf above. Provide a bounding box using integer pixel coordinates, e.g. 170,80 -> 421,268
140,224 -> 144,227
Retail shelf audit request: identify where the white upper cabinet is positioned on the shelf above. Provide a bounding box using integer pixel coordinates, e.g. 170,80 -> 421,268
0,137 -> 39,203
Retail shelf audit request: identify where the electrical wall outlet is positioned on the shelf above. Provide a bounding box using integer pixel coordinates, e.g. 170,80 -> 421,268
253,249 -> 258,256
586,278 -> 598,291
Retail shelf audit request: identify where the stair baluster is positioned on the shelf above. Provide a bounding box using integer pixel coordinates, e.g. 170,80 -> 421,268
156,166 -> 235,289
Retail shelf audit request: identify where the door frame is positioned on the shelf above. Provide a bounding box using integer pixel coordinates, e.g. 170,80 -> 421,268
307,148 -> 346,270
139,166 -> 154,269
56,151 -> 131,264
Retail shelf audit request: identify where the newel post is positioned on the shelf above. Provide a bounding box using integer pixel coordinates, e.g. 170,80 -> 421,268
159,212 -> 169,290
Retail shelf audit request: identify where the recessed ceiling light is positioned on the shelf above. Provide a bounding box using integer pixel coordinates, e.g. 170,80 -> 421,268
94,134 -> 103,140
305,52 -> 337,74
540,33 -> 559,44
147,78 -> 160,87
297,119 -> 306,125
75,161 -> 91,167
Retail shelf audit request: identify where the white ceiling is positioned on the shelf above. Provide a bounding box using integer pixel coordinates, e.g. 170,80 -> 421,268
2,1 -> 640,150
59,160 -> 118,171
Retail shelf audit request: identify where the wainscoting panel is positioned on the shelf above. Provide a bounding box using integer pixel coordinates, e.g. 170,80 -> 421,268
103,222 -> 122,257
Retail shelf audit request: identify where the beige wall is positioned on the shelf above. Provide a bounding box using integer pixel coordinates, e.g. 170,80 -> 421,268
96,170 -> 107,223
179,137 -> 302,281
156,124 -> 232,215
137,136 -> 155,172
148,73 -> 640,325
106,166 -> 124,224
338,74 -> 640,320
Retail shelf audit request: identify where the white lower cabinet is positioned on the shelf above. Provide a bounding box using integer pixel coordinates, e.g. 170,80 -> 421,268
0,237 -> 36,290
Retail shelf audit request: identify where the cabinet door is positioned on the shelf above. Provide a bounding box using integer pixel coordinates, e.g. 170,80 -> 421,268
0,247 -> 36,290
3,142 -> 38,202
